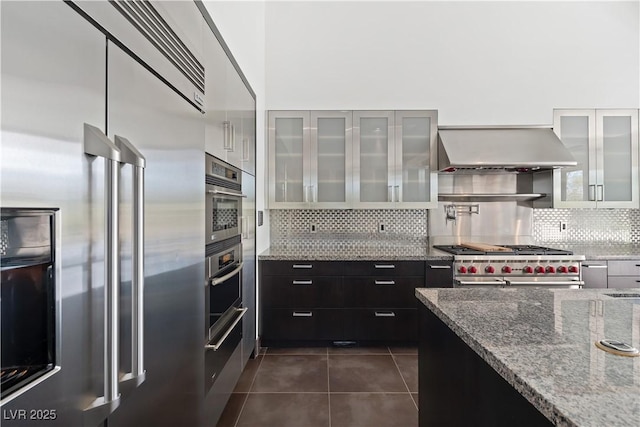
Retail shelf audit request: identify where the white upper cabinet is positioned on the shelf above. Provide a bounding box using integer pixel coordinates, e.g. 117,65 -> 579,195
268,109 -> 437,209
353,110 -> 438,209
553,109 -> 639,208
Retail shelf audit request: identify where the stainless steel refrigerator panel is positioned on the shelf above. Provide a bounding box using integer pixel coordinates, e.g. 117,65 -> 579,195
0,1 -> 106,425
241,172 -> 256,362
104,42 -> 205,427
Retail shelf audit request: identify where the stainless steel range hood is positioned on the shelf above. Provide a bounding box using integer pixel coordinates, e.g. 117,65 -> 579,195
438,126 -> 577,172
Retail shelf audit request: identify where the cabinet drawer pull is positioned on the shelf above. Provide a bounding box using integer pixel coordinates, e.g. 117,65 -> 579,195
583,264 -> 607,269
292,280 -> 313,285
374,264 -> 395,269
428,265 -> 452,269
292,264 -> 312,269
375,280 -> 396,285
292,311 -> 313,317
374,311 -> 396,317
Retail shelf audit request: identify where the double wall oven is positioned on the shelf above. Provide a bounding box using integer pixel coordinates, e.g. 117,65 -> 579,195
204,155 -> 247,393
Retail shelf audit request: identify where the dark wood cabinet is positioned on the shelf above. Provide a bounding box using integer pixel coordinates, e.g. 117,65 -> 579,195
260,259 -> 427,345
425,261 -> 454,287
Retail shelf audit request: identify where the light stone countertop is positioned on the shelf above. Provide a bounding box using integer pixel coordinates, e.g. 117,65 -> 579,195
416,287 -> 640,427
259,246 -> 452,261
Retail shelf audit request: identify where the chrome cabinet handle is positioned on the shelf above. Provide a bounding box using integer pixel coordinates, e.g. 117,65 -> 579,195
582,264 -> 607,269
374,264 -> 395,269
205,307 -> 248,351
114,135 -> 147,388
293,264 -> 313,269
292,311 -> 313,317
292,280 -> 313,285
211,262 -> 244,286
223,121 -> 232,151
374,311 -> 396,317
83,124 -> 122,418
588,185 -> 596,201
242,137 -> 250,162
428,265 -> 452,269
596,185 -> 604,202
394,185 -> 400,202
375,280 -> 395,285
387,186 -> 392,202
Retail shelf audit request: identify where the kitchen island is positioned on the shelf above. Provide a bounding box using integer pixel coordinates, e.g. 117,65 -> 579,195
416,287 -> 640,427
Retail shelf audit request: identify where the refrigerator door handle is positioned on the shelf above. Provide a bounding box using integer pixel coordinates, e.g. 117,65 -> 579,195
83,123 -> 122,423
114,135 -> 147,392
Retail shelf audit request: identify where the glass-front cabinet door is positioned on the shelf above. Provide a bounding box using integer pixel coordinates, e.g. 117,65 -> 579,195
310,111 -> 352,208
353,111 -> 395,208
395,110 -> 438,208
553,109 -> 638,208
268,111 -> 310,208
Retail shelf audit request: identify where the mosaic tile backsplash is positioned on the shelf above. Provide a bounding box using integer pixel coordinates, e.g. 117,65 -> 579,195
269,208 -> 640,248
269,209 -> 428,250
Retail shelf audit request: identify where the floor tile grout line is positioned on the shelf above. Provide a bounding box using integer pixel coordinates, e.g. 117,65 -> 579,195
233,350 -> 267,427
327,347 -> 331,427
390,352 -> 418,411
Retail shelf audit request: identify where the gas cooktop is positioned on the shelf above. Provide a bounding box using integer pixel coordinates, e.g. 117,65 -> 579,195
433,244 -> 573,256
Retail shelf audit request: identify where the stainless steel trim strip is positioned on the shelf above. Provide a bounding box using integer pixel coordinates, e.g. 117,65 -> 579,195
210,262 -> 244,286
204,307 -> 248,351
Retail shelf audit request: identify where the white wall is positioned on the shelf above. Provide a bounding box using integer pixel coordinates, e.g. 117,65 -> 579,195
202,1 -> 270,254
265,0 -> 640,125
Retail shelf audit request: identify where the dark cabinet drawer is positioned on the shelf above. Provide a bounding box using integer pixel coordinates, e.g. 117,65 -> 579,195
343,276 -> 422,308
425,261 -> 453,287
261,275 -> 344,308
260,260 -> 341,276
347,309 -> 417,341
342,261 -> 425,277
262,308 -> 346,341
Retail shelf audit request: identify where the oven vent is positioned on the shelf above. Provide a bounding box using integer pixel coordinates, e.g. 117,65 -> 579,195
206,235 -> 241,257
110,0 -> 205,93
206,175 -> 241,192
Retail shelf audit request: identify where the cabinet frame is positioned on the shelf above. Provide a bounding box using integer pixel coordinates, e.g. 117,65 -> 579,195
553,109 -> 639,208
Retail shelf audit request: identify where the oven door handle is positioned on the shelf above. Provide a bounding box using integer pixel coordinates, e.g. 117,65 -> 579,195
455,279 -> 507,287
506,280 -> 585,287
205,307 -> 248,351
210,262 -> 244,286
207,189 -> 247,198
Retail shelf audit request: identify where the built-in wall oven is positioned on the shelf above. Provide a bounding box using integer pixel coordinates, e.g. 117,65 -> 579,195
1,209 -> 58,401
205,154 -> 245,245
204,155 -> 246,394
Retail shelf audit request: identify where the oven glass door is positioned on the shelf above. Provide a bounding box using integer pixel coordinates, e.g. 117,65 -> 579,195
205,185 -> 242,245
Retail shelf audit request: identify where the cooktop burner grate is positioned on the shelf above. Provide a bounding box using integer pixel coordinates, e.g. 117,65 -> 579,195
434,244 -> 573,256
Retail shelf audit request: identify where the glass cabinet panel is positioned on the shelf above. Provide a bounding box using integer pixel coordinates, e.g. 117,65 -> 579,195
396,111 -> 437,207
273,116 -> 305,203
359,116 -> 391,202
307,111 -> 353,208
556,114 -> 593,203
601,115 -> 632,202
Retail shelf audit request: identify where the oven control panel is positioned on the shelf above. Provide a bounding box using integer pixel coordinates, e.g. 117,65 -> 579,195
453,257 -> 583,277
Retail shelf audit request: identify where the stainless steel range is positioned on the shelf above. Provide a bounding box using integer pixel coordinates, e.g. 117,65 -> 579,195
434,244 -> 585,288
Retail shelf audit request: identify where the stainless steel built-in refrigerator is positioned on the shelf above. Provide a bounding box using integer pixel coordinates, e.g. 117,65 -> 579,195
1,1 -> 205,426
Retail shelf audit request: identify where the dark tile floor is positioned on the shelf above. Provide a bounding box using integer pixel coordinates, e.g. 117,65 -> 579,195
216,346 -> 418,427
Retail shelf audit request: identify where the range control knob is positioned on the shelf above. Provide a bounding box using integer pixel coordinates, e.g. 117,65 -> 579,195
523,266 -> 534,274
568,265 -> 579,273
558,266 -> 568,273
469,266 -> 478,274
535,266 -> 545,274
459,266 -> 467,274
502,266 -> 512,273
485,265 -> 495,273
546,266 -> 556,273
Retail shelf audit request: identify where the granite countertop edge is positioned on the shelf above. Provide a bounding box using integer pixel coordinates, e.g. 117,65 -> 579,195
415,289 -> 577,427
